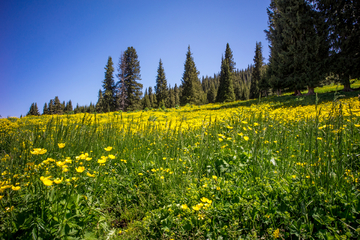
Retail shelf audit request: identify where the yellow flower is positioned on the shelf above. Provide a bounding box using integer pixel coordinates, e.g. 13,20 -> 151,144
85,157 -> 92,161
181,204 -> 189,210
54,177 -> 63,184
87,172 -> 95,177
200,197 -> 212,204
218,138 -> 223,142
98,156 -> 107,164
76,166 -> 85,173
108,154 -> 115,159
354,124 -> 360,127
138,173 -> 143,176
11,186 -> 21,191
104,146 -> 113,151
243,136 -> 249,141
0,195 -> 3,200
30,148 -> 47,155
273,228 -> 280,238
40,176 -> 53,186
58,143 -> 65,149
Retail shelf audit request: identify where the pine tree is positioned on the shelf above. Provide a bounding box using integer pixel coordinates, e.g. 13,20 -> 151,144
207,82 -> 217,103
124,47 -> 143,111
314,0 -> 360,91
180,45 -> 203,105
27,103 -> 40,116
43,103 -> 48,115
266,0 -> 329,95
67,100 -> 73,112
216,47 -> 236,103
142,88 -> 151,109
102,56 -> 116,112
96,89 -> 104,113
166,84 -> 175,108
54,96 -> 63,114
174,84 -> 180,106
148,87 -> 157,108
155,59 -> 168,108
116,52 -> 128,111
250,42 -> 264,99
48,99 -> 54,115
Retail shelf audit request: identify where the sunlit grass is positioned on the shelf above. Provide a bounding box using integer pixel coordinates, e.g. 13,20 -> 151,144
1,84 -> 360,239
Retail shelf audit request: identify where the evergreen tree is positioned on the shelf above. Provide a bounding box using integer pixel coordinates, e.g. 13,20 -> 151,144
43,103 -> 48,115
48,99 -> 54,115
174,84 -> 180,106
216,52 -> 235,102
27,103 -> 40,116
96,89 -> 104,113
54,96 -> 63,114
116,52 -> 128,111
102,56 -> 116,112
266,0 -> 329,95
224,43 -> 236,72
155,59 -> 168,108
124,47 -> 143,111
67,100 -> 73,112
207,81 -> 217,103
166,84 -> 175,108
148,86 -> 157,108
314,0 -> 360,91
180,45 -> 203,105
142,88 -> 151,109
250,42 -> 264,99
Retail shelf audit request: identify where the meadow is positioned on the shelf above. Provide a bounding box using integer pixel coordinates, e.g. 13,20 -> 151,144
1,84 -> 360,239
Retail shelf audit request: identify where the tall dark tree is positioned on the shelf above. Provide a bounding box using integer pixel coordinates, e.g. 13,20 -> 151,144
27,103 -> 40,116
250,42 -> 264,99
174,84 -> 180,106
102,56 -> 116,112
96,89 -> 104,113
66,100 -> 73,113
180,45 -> 203,105
43,103 -> 48,115
266,0 -> 329,95
148,86 -> 156,108
116,52 -> 128,111
54,96 -> 63,114
155,59 -> 168,108
124,47 -> 143,111
207,81 -> 217,103
216,44 -> 236,103
142,88 -> 151,109
314,0 -> 360,91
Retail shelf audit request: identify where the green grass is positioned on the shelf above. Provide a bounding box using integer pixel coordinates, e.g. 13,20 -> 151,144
1,82 -> 360,239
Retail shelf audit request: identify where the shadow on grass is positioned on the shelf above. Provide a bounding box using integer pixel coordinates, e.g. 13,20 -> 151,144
203,88 -> 360,112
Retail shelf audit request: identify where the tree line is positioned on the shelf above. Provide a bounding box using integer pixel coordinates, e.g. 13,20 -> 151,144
26,0 -> 359,116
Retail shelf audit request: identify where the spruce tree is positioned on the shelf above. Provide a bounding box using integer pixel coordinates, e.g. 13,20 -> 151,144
207,82 -> 217,103
102,56 -> 116,112
43,103 -> 48,115
216,52 -> 235,102
155,59 -> 168,108
250,42 -> 264,99
124,47 -> 143,111
96,89 -> 104,113
314,0 -> 360,91
180,45 -> 203,105
54,96 -> 63,114
174,84 -> 180,106
142,88 -> 151,109
116,52 -> 128,111
67,100 -> 73,112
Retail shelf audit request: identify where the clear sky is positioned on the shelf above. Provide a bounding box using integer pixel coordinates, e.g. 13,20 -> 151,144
0,0 -> 271,117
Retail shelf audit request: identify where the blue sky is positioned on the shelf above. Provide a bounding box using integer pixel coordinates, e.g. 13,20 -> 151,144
0,0 -> 270,117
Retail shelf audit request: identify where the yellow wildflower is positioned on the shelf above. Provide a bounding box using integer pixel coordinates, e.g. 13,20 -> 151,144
104,146 -> 113,151
58,143 -> 65,149
11,186 -> 21,191
54,177 -> 63,184
75,166 -> 85,173
87,172 -> 95,177
243,136 -> 249,141
40,176 -> 53,186
30,148 -> 47,155
108,154 -> 115,159
273,228 -> 280,238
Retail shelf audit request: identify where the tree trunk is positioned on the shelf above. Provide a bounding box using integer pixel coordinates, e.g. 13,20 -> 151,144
306,86 -> 315,95
294,89 -> 302,96
343,84 -> 353,92
277,89 -> 282,96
